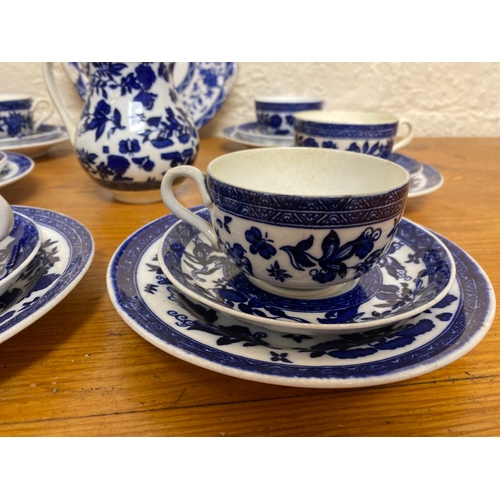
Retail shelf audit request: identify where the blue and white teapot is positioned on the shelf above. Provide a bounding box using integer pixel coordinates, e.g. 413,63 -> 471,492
43,62 -> 199,204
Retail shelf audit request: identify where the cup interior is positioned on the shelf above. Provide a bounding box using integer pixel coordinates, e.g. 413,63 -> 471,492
208,148 -> 409,196
294,110 -> 399,125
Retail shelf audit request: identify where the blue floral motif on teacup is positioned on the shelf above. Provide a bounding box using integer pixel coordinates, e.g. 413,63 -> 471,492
72,62 -> 199,198
255,98 -> 323,136
161,148 -> 410,294
213,212 -> 399,288
294,111 -> 414,159
295,133 -> 394,158
0,98 -> 33,139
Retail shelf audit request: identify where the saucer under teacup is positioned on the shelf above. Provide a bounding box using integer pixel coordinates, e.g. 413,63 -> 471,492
236,122 -> 295,146
0,211 -> 42,295
0,124 -> 62,145
388,153 -> 423,178
158,207 -> 456,335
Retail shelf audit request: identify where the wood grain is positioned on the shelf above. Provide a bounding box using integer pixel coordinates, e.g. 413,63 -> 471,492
0,136 -> 498,436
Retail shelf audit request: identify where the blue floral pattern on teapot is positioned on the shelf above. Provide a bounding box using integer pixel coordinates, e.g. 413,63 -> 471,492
44,62 -> 199,203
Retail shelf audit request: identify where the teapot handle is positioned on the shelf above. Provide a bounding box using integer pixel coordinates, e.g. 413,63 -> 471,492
42,62 -> 77,146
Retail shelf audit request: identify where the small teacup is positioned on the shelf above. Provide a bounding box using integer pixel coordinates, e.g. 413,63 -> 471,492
161,148 -> 410,298
0,94 -> 54,139
255,97 -> 324,136
294,110 -> 414,159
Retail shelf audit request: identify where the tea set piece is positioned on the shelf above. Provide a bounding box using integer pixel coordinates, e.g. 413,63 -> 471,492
235,122 -> 295,147
61,62 -> 238,130
0,196 -> 41,297
294,110 -> 414,157
388,153 -> 423,177
43,62 -> 200,204
107,209 -> 495,389
0,211 -> 42,296
408,163 -> 444,198
158,208 -> 456,335
0,206 -> 94,345
255,96 -> 324,136
0,94 -> 54,139
161,148 -> 410,297
0,152 -> 6,170
0,152 -> 35,189
0,126 -> 69,159
0,123 -> 62,145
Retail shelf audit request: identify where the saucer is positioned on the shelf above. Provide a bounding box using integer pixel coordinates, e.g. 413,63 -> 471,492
389,153 -> 423,177
236,122 -> 295,146
63,62 -> 238,130
0,124 -> 61,145
0,206 -> 94,345
0,152 -> 35,189
0,125 -> 69,158
0,151 -> 6,170
158,207 -> 456,334
107,211 -> 495,388
408,164 -> 444,198
0,211 -> 42,295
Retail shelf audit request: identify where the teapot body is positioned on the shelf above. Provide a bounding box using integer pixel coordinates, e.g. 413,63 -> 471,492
46,62 -> 199,204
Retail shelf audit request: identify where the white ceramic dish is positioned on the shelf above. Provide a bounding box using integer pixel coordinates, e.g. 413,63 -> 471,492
236,122 -> 295,146
0,207 -> 94,345
0,152 -> 35,188
408,164 -> 444,198
107,210 -> 495,389
0,125 -> 68,159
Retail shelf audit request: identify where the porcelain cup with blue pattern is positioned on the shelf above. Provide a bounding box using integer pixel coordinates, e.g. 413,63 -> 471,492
161,148 -> 410,299
294,110 -> 414,159
0,94 -> 54,139
255,97 -> 324,136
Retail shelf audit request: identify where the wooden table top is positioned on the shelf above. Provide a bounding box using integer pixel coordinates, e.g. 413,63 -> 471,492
0,136 -> 498,437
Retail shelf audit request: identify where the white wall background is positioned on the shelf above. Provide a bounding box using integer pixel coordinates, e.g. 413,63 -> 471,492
1,62 -> 499,138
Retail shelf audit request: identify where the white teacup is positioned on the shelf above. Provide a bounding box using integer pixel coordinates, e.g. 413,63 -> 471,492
294,110 -> 414,158
161,148 -> 410,298
0,94 -> 54,139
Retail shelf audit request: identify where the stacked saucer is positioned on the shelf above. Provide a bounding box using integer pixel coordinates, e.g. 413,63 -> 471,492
0,206 -> 94,345
107,206 -> 495,389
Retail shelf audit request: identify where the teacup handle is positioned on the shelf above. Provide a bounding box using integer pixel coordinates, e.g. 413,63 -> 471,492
392,118 -> 415,152
161,166 -> 219,247
31,97 -> 54,132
